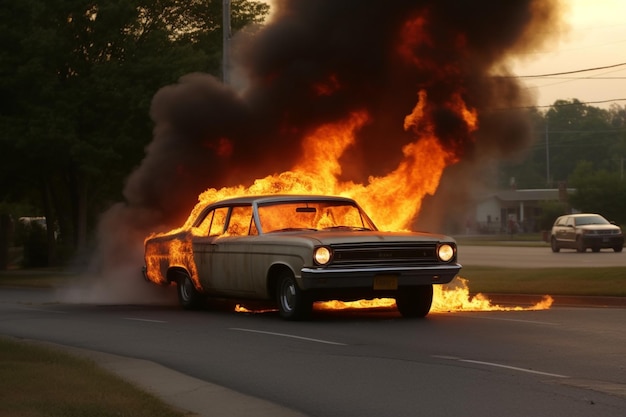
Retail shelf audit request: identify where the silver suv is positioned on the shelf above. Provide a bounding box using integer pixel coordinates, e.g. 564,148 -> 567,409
550,213 -> 624,253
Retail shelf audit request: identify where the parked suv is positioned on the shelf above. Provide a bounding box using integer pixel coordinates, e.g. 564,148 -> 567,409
550,213 -> 624,253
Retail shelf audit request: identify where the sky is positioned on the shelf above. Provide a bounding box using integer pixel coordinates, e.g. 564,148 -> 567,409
512,0 -> 626,109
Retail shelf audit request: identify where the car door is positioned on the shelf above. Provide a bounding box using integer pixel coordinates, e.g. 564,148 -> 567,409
192,206 -> 229,292
563,216 -> 577,245
210,205 -> 261,296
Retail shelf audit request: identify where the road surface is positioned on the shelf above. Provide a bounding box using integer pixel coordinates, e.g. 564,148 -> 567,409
458,244 -> 626,268
0,281 -> 624,417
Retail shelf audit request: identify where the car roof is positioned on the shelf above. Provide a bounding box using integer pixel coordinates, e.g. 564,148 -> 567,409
208,194 -> 357,206
562,213 -> 603,218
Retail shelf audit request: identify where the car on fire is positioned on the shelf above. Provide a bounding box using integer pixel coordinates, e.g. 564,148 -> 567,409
142,194 -> 461,320
550,213 -> 624,253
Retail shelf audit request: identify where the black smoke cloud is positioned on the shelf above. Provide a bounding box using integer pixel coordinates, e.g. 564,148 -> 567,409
96,0 -> 563,272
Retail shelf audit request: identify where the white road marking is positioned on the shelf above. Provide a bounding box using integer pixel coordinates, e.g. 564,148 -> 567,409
123,317 -> 167,323
16,307 -> 67,314
230,327 -> 347,346
464,316 -> 559,325
432,355 -> 569,378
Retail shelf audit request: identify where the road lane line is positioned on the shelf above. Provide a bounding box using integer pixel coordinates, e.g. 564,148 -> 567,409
462,315 -> 559,325
123,317 -> 167,323
433,355 -> 569,378
230,328 -> 347,346
16,307 -> 67,314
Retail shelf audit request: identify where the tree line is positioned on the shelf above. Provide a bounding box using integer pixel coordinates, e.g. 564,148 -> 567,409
499,100 -> 626,227
0,0 -> 268,268
2,1 -> 625,268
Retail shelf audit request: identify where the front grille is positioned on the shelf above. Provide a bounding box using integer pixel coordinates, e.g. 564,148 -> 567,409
330,243 -> 440,266
596,229 -> 620,235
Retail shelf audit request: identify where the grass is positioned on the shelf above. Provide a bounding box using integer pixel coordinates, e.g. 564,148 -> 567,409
0,268 -> 75,288
460,266 -> 626,297
0,337 -> 189,417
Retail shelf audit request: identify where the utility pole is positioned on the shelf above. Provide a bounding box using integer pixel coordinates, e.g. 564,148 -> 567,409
222,0 -> 231,85
545,121 -> 550,187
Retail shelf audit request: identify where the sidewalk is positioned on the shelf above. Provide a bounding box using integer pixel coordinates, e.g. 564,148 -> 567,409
34,341 -> 309,417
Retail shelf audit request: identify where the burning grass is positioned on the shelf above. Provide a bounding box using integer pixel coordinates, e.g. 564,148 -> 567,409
0,337 -> 186,417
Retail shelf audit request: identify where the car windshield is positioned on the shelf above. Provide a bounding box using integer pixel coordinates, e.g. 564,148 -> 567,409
257,200 -> 377,233
575,215 -> 609,226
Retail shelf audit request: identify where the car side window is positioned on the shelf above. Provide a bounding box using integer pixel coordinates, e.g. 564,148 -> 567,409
566,217 -> 575,227
226,205 -> 255,236
209,207 -> 229,236
194,209 -> 215,236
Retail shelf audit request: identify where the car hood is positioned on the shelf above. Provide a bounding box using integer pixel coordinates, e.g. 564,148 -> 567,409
271,229 -> 454,245
578,224 -> 621,231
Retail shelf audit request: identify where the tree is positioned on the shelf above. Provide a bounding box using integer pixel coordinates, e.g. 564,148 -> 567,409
0,0 -> 269,267
569,161 -> 626,226
545,100 -> 620,185
498,100 -> 626,190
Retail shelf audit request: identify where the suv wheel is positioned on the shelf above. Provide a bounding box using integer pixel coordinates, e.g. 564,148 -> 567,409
550,237 -> 560,253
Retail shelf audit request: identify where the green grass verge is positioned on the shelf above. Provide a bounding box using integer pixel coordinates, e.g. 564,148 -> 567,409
460,266 -> 626,297
0,337 -> 188,417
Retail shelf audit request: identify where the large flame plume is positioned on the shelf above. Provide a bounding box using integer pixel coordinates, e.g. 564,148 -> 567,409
94,0 -> 564,311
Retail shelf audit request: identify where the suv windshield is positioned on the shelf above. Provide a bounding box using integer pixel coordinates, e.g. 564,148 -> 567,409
257,201 -> 377,233
575,215 -> 609,226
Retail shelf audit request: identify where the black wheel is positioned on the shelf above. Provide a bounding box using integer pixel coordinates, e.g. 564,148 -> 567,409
592,247 -> 601,253
614,246 -> 623,253
276,271 -> 312,321
395,285 -> 433,318
576,237 -> 586,253
550,237 -> 560,253
176,273 -> 203,310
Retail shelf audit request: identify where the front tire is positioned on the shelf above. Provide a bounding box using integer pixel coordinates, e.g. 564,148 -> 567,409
395,285 -> 433,318
176,273 -> 204,310
276,271 -> 312,321
550,237 -> 560,253
614,246 -> 623,253
576,236 -> 586,253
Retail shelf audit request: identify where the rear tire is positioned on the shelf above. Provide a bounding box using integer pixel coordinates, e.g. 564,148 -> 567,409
176,273 -> 204,310
276,271 -> 312,321
550,237 -> 560,253
614,246 -> 623,253
396,285 -> 433,318
576,237 -> 586,253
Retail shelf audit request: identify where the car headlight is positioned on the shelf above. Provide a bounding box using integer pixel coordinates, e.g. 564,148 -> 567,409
437,244 -> 455,262
313,246 -> 332,265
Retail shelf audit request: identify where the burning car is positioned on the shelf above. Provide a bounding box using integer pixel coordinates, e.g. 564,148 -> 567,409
143,194 -> 461,320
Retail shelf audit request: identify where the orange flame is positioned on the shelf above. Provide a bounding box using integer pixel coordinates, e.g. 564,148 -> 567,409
180,88 -> 472,232
314,277 -> 553,313
236,276 -> 553,315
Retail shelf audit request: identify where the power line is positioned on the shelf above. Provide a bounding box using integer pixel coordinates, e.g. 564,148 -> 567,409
518,62 -> 626,78
534,98 -> 626,109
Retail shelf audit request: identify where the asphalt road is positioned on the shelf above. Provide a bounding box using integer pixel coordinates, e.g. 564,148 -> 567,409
1,282 -> 625,417
458,244 -> 626,268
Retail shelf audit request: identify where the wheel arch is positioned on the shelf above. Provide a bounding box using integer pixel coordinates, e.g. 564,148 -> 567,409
266,263 -> 297,301
166,266 -> 193,285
